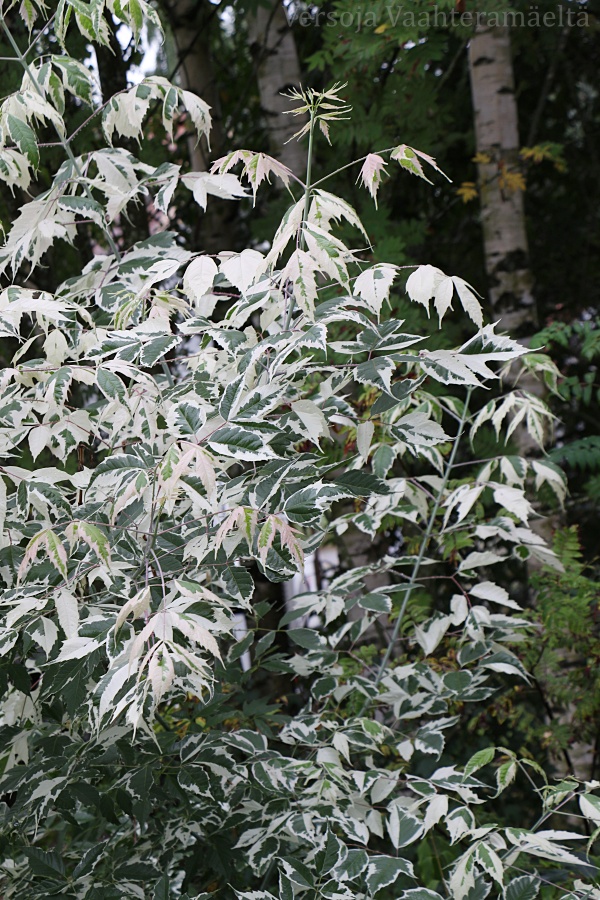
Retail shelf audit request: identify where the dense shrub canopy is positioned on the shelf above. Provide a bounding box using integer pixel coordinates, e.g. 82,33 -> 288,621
0,3 -> 598,899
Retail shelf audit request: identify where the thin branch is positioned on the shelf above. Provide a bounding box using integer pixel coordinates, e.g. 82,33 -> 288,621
361,386 -> 474,710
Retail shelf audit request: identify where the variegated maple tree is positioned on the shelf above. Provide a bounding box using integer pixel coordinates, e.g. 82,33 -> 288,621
0,2 -> 598,898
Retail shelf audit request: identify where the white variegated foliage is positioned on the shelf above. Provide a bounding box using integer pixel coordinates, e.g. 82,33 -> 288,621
0,5 -> 597,900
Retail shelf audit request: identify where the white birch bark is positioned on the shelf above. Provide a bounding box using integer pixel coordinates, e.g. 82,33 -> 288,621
168,0 -> 224,172
167,0 -> 231,251
248,0 -> 307,177
469,25 -> 536,335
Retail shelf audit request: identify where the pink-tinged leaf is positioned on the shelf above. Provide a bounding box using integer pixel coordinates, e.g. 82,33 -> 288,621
412,147 -> 452,182
210,149 -> 253,175
358,154 -> 388,208
248,153 -> 293,200
171,612 -> 221,658
46,530 -> 67,578
190,444 -> 217,500
319,119 -> 331,144
215,506 -> 255,550
66,521 -> 110,565
257,516 -> 276,564
211,150 -> 293,204
391,144 -> 431,183
115,587 -> 152,633
273,515 -> 304,572
391,144 -> 451,184
18,528 -> 68,581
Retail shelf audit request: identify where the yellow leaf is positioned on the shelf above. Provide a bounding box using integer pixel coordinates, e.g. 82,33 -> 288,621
472,152 -> 491,165
457,182 -> 478,203
520,142 -> 567,173
499,170 -> 526,193
374,23 -> 390,33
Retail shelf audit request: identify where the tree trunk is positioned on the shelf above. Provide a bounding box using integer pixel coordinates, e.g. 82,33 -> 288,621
166,0 -> 224,174
468,25 -> 536,338
247,1 -> 306,177
469,24 -> 544,465
165,0 -> 234,252
96,13 -> 150,248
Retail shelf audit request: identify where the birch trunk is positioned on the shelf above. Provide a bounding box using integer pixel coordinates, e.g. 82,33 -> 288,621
166,0 -> 233,251
469,25 -> 543,464
247,0 -> 307,177
468,25 -> 536,336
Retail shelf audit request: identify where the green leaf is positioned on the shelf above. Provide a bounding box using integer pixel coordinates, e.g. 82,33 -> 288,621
49,366 -> 73,404
209,425 -> 275,462
222,565 -> 254,602
59,195 -> 105,225
366,856 -> 414,894
52,55 -> 94,103
139,334 -> 179,367
153,874 -> 170,900
287,628 -> 325,650
402,891 -> 445,900
495,760 -> 517,795
229,630 -> 254,662
334,849 -> 369,881
283,486 -> 322,525
72,843 -> 106,878
359,592 -> 391,613
7,114 -> 39,168
464,747 -> 495,777
504,876 -> 541,900
317,830 -> 347,876
23,847 -> 65,880
387,807 -> 424,849
172,402 -> 204,435
280,858 -> 314,889
330,470 -> 388,498
90,454 -> 146,482
97,367 -> 126,400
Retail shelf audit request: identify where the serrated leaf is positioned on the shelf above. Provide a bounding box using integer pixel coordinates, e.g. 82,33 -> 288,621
53,55 -> 94,104
464,747 -> 495,777
7,114 -> 39,169
366,856 -> 414,894
354,264 -> 397,316
96,367 -> 126,400
55,589 -> 79,639
495,760 -> 517,794
504,876 -> 540,900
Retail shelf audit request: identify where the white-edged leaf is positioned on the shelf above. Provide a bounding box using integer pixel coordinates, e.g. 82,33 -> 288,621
358,153 -> 388,207
357,421 -> 374,463
291,399 -> 329,445
55,589 -> 79,639
183,255 -> 219,305
354,264 -> 397,316
470,582 -> 521,610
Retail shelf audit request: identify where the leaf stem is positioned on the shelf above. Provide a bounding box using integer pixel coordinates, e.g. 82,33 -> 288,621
310,146 -> 396,189
361,386 -> 473,711
282,108 -> 316,331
